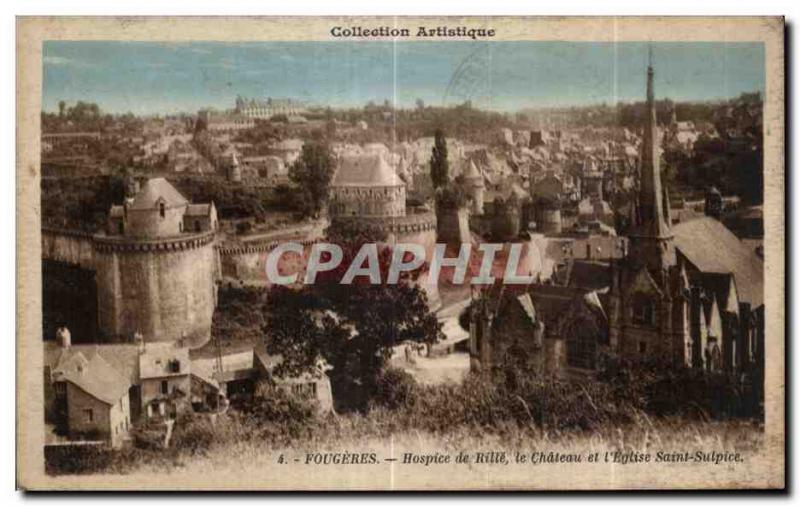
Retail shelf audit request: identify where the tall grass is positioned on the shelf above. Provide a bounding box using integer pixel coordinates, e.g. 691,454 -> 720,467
46,363 -> 763,475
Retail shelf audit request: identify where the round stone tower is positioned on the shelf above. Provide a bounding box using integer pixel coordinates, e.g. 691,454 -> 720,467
463,160 -> 485,215
98,178 -> 218,348
228,152 -> 243,183
328,152 -> 440,309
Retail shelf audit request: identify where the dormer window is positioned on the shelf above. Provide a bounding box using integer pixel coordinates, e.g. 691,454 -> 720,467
159,202 -> 165,218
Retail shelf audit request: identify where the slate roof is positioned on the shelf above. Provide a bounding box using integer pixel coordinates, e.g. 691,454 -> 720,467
139,342 -> 190,380
673,217 -> 763,307
52,350 -> 131,405
332,154 -> 403,187
185,203 -> 214,217
44,341 -> 141,384
564,260 -> 613,291
128,178 -> 188,211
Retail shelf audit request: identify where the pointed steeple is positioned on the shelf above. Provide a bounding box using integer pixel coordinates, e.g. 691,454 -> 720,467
638,55 -> 670,238
628,55 -> 675,272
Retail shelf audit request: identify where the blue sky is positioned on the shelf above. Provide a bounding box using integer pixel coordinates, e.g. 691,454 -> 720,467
42,41 -> 765,115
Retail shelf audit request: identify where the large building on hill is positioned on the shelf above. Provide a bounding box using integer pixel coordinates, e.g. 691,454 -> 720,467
234,96 -> 307,119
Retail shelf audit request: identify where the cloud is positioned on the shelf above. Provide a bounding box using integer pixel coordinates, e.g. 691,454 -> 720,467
43,55 -> 95,68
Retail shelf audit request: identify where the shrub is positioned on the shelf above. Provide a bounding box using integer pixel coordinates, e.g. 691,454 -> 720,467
371,368 -> 419,410
245,381 -> 318,442
170,415 -> 217,456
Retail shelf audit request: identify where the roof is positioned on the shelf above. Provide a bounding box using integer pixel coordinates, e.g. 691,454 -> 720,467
139,342 -> 190,380
44,341 -> 141,384
273,139 -> 303,151
564,260 -> 613,291
516,293 -> 536,323
185,203 -> 213,217
332,154 -> 403,187
463,160 -> 483,181
673,217 -> 763,307
128,178 -> 188,211
52,350 -> 131,405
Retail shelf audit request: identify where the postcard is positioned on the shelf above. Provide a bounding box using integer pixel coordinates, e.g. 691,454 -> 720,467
16,16 -> 784,490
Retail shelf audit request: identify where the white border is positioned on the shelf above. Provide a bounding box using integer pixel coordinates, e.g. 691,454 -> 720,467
5,1 -> 795,504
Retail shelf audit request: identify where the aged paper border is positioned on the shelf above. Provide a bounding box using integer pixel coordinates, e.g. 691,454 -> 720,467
16,16 -> 785,490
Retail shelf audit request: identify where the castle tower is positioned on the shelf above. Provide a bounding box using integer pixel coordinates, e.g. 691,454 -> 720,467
628,58 -> 675,273
463,160 -> 485,215
99,178 -> 218,348
228,152 -> 242,183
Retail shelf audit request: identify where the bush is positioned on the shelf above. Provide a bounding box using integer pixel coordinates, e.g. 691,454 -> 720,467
245,381 -> 318,442
170,415 -> 217,456
371,368 -> 418,410
45,444 -> 116,475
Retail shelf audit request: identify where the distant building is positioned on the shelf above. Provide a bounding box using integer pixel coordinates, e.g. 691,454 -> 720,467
198,109 -> 255,133
462,160 -> 485,215
235,96 -> 307,120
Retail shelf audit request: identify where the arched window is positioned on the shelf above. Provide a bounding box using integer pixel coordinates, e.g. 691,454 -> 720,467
159,202 -> 165,218
631,293 -> 656,326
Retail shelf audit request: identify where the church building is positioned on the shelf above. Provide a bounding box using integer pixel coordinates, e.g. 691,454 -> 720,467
468,62 -> 764,383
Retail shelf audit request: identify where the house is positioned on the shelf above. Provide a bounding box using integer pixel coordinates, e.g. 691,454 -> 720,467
254,344 -> 334,413
47,330 -> 133,448
138,342 -> 192,420
190,344 -> 335,413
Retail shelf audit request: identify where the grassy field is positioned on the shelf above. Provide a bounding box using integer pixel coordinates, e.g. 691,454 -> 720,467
45,410 -> 771,490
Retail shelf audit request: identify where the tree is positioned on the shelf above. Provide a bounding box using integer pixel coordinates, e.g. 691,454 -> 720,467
263,226 -> 442,411
289,141 -> 335,218
430,129 -> 449,190
58,100 -> 66,118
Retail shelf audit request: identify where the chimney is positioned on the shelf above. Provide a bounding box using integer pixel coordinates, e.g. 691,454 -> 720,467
176,331 -> 186,349
56,326 -> 71,349
134,331 -> 145,354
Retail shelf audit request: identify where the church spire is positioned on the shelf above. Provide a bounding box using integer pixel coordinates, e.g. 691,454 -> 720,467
629,55 -> 675,272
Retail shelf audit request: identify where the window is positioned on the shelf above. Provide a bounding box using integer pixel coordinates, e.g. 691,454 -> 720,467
117,221 -> 124,235
631,294 -> 656,326
194,220 -> 201,232
161,380 -> 169,395
159,202 -> 165,218
638,341 -> 647,354
83,408 -> 93,423
291,383 -> 316,399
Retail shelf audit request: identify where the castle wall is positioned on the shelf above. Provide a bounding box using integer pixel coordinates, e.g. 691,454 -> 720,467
330,185 -> 406,218
436,207 -> 471,245
41,228 -> 95,270
94,233 -> 216,348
